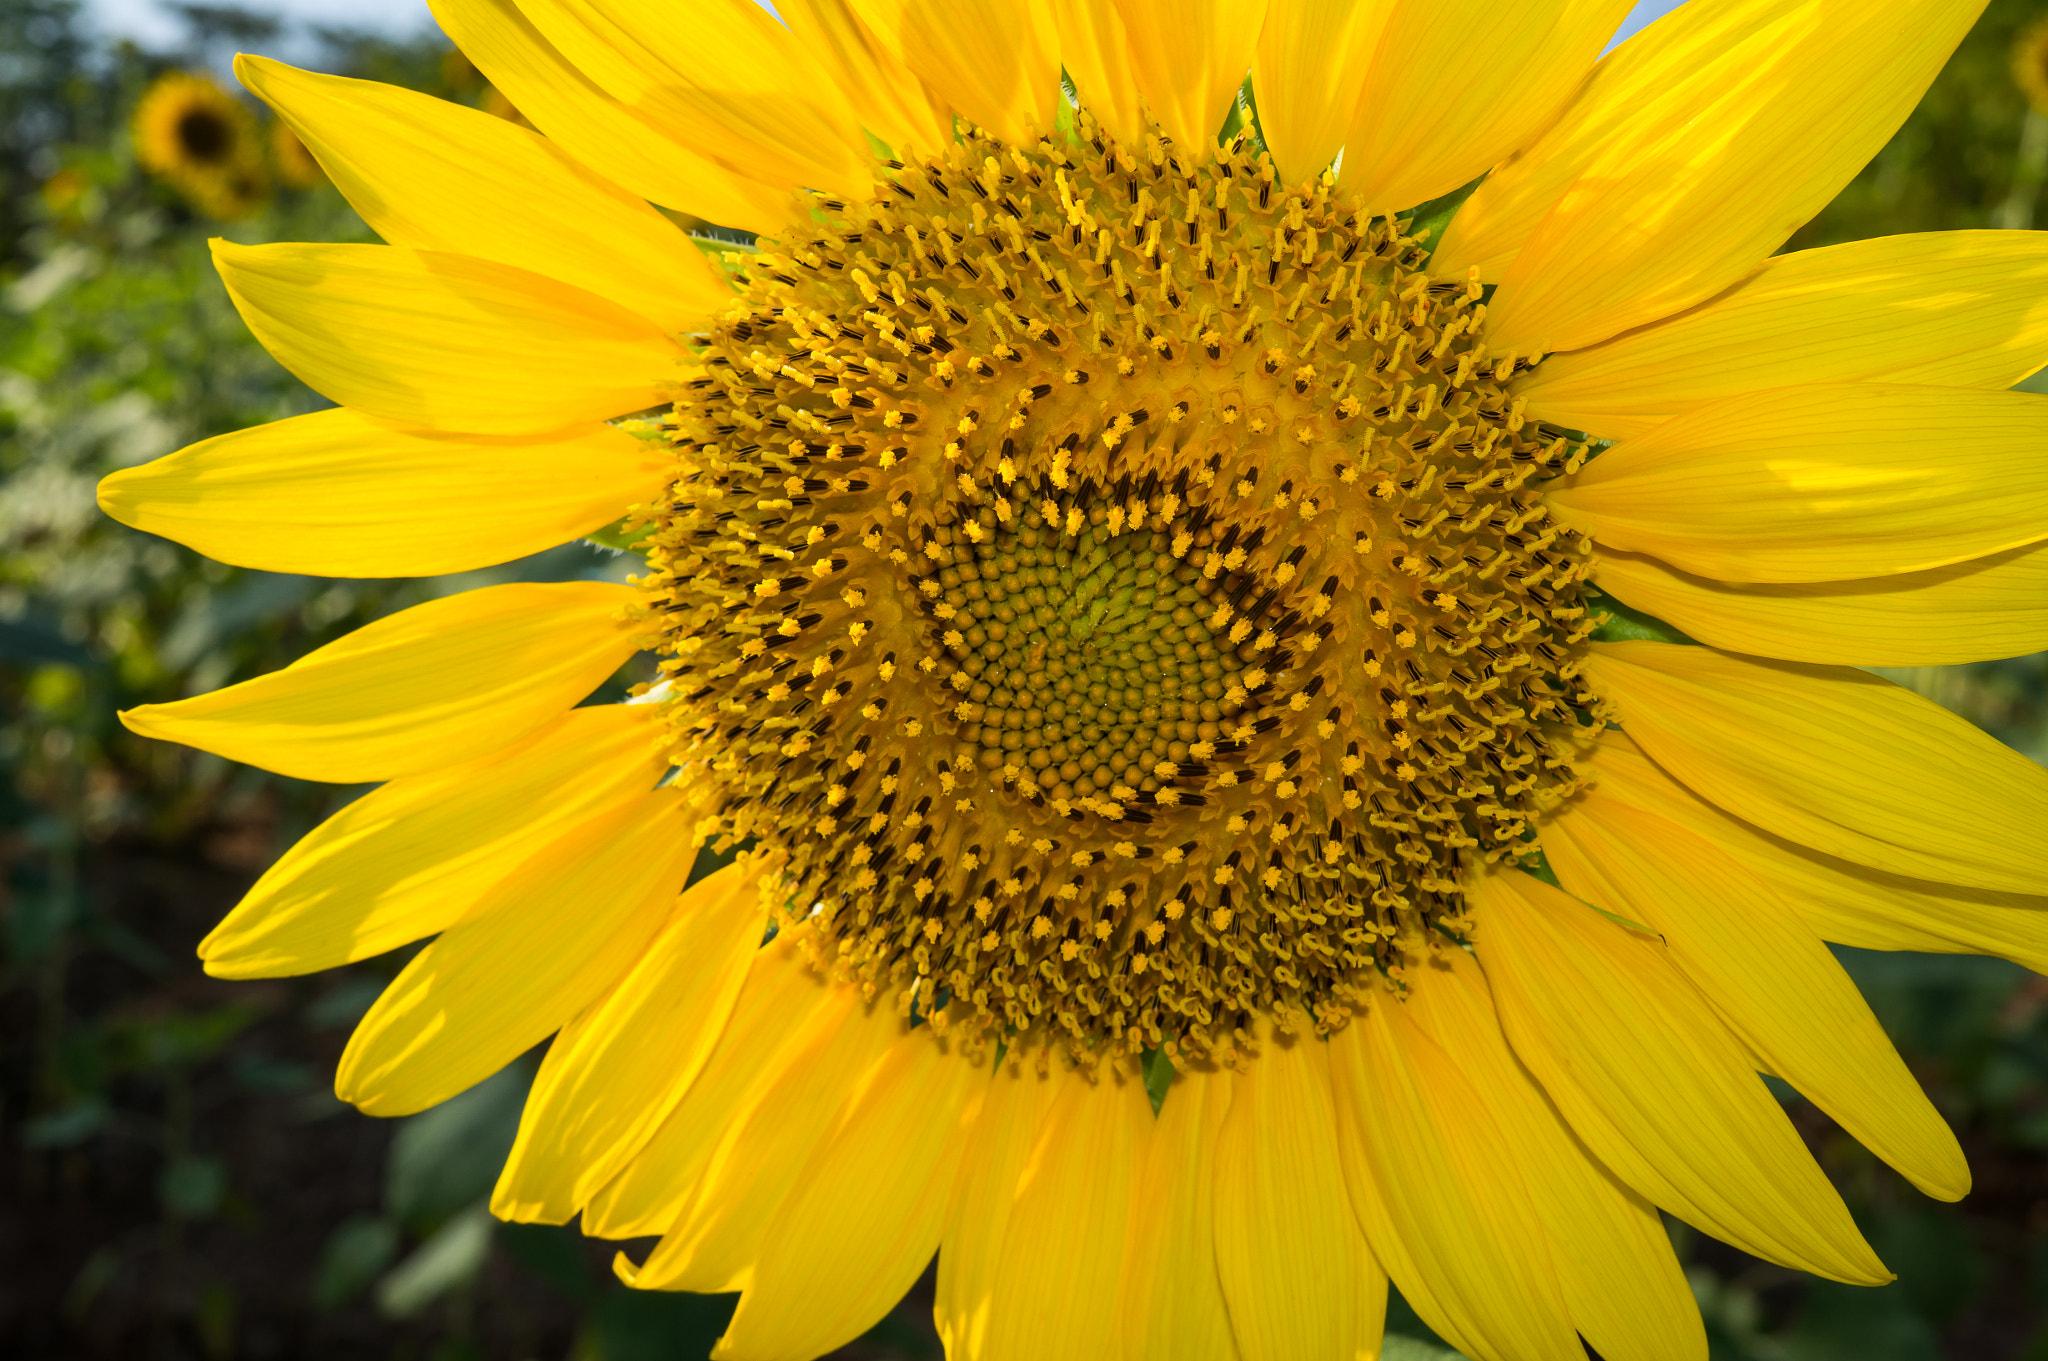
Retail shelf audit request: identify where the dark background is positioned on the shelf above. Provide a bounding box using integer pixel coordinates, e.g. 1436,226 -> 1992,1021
3,1 -> 2046,1356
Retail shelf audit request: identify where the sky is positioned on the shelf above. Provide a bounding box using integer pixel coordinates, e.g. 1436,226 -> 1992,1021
84,0 -> 1693,61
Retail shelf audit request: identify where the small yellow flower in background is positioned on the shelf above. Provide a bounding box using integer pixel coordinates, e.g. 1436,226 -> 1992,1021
95,1 -> 2048,1359
133,70 -> 269,219
271,119 -> 325,190
2015,14 -> 2048,115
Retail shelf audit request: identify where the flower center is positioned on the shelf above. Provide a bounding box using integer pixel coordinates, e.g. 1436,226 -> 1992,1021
640,117 -> 1604,1063
176,109 -> 233,162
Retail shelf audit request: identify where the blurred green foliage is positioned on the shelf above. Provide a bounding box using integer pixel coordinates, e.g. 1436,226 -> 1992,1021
3,0 -> 2047,1357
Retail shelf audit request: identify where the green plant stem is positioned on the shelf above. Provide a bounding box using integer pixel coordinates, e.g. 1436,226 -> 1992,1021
1992,107 -> 2048,229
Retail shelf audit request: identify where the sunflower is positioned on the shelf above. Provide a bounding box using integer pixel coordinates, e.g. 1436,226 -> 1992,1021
133,70 -> 270,219
97,0 -> 2048,1357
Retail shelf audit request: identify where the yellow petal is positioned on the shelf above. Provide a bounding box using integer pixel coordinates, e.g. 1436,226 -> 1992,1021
1438,0 -> 1842,280
1254,0 -> 1397,187
516,0 -> 869,195
1331,1003 -> 1584,1361
888,0 -> 1062,145
1519,231 -> 2048,439
1593,544 -> 2048,667
1114,0 -> 1268,158
1543,795 -> 1969,1200
1468,862 -> 1889,1284
337,784 -> 696,1116
1587,641 -> 2048,894
1404,952 -> 1706,1361
427,0 -> 789,228
974,1062 -> 1151,1361
780,0 -> 953,157
237,56 -> 726,330
1213,1024 -> 1387,1361
199,704 -> 668,979
1546,384 -> 2048,583
95,408 -> 669,578
1581,732 -> 2048,974
494,861 -> 766,1225
1119,1066 -> 1236,1361
581,925 -> 844,1240
1050,0 -> 1147,145
121,582 -> 640,783
934,1056 -> 1063,1359
1480,0 -> 1983,355
621,984 -> 902,1293
713,1028 -> 988,1361
213,241 -> 681,435
1340,0 -> 1636,217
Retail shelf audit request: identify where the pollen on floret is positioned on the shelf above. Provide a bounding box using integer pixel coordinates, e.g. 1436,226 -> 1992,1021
639,113 -> 1606,1064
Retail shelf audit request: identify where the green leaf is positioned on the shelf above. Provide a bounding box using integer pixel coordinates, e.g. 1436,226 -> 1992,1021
1383,1332 -> 1469,1359
1513,845 -> 1562,889
1518,848 -> 1663,941
1585,586 -> 1695,646
584,517 -> 655,553
312,1215 -> 400,1310
1140,1046 -> 1176,1114
590,1287 -> 735,1361
1220,77 -> 1268,155
1401,175 -> 1487,263
158,1154 -> 227,1220
375,1202 -> 494,1320
385,1057 -> 534,1229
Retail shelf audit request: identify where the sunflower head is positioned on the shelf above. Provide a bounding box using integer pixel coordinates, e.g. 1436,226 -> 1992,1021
133,71 -> 269,218
641,113 -> 1607,1063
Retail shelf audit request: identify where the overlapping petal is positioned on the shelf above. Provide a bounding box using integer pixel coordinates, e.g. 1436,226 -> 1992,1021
213,241 -> 682,434
1118,1066 -> 1236,1361
239,55 -> 728,328
1545,385 -> 2048,583
714,1027 -> 987,1360
886,0 -> 1062,145
513,0 -> 870,195
934,1057 -> 1064,1360
1579,733 -> 2048,981
1213,1026 -> 1387,1361
971,1062 -> 1150,1361
1253,0 -> 1396,187
618,977 -> 899,1292
1588,642 -> 2048,894
1520,231 -> 2048,438
1052,0 -> 1147,146
199,704 -> 668,979
494,862 -> 765,1224
579,926 -> 848,1240
1403,952 -> 1706,1361
1543,794 -> 1969,1200
427,0 -> 790,227
120,582 -> 641,783
1340,0 -> 1636,217
1115,0 -> 1268,159
1477,0 -> 1984,355
95,408 -> 671,578
1592,544 -> 2048,667
1469,863 -> 1889,1284
1331,1002 -> 1584,1361
336,782 -> 696,1116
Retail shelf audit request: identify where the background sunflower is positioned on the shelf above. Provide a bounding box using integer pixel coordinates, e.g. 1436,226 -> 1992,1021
4,1 -> 2048,1359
